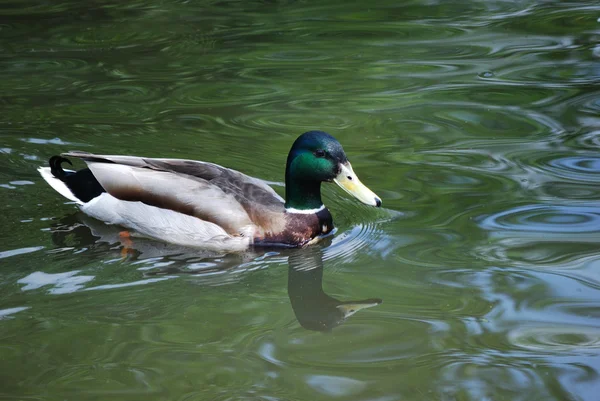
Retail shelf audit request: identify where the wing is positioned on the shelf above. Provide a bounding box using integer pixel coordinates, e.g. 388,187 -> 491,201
62,151 -> 286,235
62,151 -> 285,206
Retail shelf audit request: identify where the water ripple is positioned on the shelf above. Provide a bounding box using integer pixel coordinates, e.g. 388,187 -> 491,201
508,324 -> 600,353
571,130 -> 600,149
247,50 -> 334,62
0,57 -> 89,73
539,182 -> 600,201
479,205 -> 600,234
78,81 -> 164,102
172,82 -> 284,108
496,61 -> 600,87
309,23 -> 469,43
544,156 -> 600,182
228,111 -> 354,132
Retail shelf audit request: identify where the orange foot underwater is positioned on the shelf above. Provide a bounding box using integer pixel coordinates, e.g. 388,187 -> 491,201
119,230 -> 134,258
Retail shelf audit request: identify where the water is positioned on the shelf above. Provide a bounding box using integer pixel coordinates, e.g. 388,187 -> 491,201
2,0 -> 600,399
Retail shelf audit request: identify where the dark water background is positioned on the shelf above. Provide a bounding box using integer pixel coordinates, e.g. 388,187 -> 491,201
2,1 -> 600,400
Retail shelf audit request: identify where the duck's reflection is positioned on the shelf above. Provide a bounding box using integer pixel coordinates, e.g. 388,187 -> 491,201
51,212 -> 228,260
288,247 -> 382,331
50,213 -> 382,331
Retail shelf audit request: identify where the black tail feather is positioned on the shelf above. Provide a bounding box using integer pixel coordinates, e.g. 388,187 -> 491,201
48,155 -> 105,202
49,156 -> 73,180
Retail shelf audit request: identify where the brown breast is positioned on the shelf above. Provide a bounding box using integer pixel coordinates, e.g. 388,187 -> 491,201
254,208 -> 334,247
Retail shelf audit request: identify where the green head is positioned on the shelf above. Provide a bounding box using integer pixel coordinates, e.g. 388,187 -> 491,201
284,131 -> 381,211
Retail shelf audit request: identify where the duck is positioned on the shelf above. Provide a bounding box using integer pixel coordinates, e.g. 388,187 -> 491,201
38,130 -> 381,251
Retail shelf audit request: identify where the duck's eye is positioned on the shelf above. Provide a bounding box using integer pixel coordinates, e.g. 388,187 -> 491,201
314,149 -> 326,158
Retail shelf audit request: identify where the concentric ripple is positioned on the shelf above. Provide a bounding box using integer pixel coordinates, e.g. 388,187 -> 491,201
0,57 -> 89,73
508,325 -> 600,353
570,130 -> 600,149
545,156 -> 600,182
539,182 -> 600,201
78,81 -> 164,102
479,205 -> 600,234
506,152 -> 600,186
172,82 -> 284,108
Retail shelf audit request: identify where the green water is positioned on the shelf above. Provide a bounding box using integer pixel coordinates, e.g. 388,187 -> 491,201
2,0 -> 600,399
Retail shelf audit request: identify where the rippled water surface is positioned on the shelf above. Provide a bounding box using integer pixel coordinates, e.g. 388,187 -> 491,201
2,1 -> 600,400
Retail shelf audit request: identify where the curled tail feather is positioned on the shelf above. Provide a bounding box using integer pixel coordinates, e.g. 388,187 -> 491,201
49,156 -> 73,180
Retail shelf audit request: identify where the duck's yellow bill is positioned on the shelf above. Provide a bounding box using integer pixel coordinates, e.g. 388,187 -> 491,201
334,162 -> 381,207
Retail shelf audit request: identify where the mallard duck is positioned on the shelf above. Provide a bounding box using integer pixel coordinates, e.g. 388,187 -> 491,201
38,130 -> 381,250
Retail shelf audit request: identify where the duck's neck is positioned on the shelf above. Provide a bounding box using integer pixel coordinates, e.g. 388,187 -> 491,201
284,177 -> 324,211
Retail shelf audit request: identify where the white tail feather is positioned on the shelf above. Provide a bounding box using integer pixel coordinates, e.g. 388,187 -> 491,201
38,167 -> 83,205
